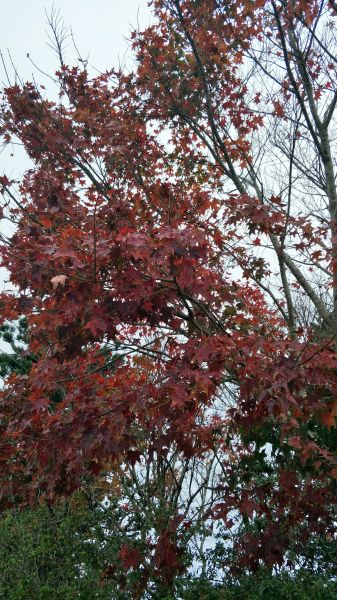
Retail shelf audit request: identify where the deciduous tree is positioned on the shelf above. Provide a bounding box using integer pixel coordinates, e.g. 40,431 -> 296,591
1,0 -> 337,575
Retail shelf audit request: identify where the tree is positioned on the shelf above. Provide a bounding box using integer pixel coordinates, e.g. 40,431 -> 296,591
0,317 -> 34,379
0,496 -> 113,600
1,0 -> 337,579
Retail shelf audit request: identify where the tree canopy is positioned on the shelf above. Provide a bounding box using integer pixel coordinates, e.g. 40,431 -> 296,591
1,0 -> 337,584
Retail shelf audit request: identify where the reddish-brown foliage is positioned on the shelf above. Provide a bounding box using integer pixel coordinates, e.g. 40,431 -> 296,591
1,0 -> 337,573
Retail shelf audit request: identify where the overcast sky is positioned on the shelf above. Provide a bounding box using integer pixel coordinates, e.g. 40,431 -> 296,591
1,1 -> 151,80
0,0 -> 152,171
0,1 -> 151,171
0,1 -> 151,300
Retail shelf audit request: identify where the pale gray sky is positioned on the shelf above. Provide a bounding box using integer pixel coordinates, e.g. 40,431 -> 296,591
1,1 -> 151,81
0,1 -> 151,298
0,1 -> 151,173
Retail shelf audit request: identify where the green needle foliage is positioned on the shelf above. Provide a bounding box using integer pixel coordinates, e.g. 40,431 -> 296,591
0,318 -> 35,378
